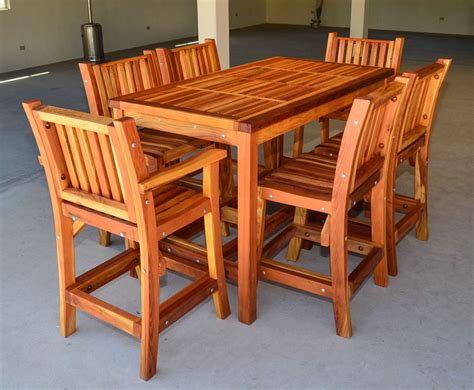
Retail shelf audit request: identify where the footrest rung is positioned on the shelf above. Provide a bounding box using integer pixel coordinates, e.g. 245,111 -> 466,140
159,275 -> 217,332
69,248 -> 140,294
66,290 -> 141,338
348,247 -> 384,295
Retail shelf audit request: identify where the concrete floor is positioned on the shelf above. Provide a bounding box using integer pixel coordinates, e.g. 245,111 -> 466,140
0,25 -> 472,388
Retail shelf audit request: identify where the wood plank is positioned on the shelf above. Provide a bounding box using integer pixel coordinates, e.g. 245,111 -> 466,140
159,275 -> 217,332
66,290 -> 141,338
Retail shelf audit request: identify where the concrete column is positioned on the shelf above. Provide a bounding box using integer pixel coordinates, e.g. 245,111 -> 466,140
350,0 -> 369,38
197,0 -> 230,69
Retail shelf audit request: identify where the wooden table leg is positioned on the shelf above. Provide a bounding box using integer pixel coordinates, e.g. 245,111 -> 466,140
237,132 -> 258,325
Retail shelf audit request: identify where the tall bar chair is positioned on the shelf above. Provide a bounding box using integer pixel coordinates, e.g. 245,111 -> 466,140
144,39 -> 236,212
320,32 -> 405,143
23,101 -> 230,381
301,59 -> 452,275
256,77 -> 410,337
79,53 -> 211,245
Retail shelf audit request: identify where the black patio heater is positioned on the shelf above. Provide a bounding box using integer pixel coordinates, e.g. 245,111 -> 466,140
81,0 -> 104,62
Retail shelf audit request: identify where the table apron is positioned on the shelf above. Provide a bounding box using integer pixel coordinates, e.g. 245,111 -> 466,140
119,111 -> 239,146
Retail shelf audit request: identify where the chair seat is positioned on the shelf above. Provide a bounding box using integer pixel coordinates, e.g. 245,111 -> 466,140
152,184 -> 209,237
139,128 -> 210,166
260,152 -> 339,202
260,150 -> 383,204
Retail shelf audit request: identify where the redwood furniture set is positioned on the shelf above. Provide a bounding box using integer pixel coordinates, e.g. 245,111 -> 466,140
23,34 -> 451,380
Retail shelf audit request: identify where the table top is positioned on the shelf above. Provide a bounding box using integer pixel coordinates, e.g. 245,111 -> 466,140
109,56 -> 394,133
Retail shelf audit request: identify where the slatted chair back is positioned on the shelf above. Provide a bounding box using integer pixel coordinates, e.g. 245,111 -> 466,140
398,58 -> 452,151
79,54 -> 162,118
146,39 -> 220,83
334,76 -> 411,195
23,103 -> 148,224
325,32 -> 404,73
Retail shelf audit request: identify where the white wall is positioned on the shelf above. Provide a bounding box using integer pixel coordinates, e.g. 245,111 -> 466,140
0,0 -> 267,74
0,0 -> 198,74
230,0 -> 266,29
265,0 -> 350,27
265,0 -> 474,35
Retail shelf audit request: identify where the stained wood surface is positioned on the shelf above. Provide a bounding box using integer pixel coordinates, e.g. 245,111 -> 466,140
109,57 -> 393,133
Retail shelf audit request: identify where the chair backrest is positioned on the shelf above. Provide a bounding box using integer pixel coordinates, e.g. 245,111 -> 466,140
398,58 -> 452,151
79,54 -> 162,118
325,32 -> 404,73
333,76 -> 411,199
145,39 -> 220,84
23,101 -> 149,224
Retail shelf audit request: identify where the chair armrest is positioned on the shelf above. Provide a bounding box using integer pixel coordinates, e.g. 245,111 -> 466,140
138,147 -> 227,193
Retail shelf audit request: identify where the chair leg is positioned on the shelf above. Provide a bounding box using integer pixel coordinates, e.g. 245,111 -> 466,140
415,149 -> 429,241
139,244 -> 160,381
219,144 -> 235,237
329,213 -> 352,338
371,181 -> 389,287
320,117 -> 330,143
204,162 -> 231,319
256,187 -> 267,260
293,126 -> 305,158
55,214 -> 76,337
287,207 -> 308,261
99,230 -> 111,246
263,139 -> 278,171
386,167 -> 398,277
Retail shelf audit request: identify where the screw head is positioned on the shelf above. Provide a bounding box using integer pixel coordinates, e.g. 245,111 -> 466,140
269,194 -> 273,199
119,232 -> 125,238
210,288 -> 214,293
345,236 -> 348,241
165,320 -> 169,326
167,247 -> 171,252
131,142 -> 137,149
162,232 -> 166,236
304,232 -> 310,238
203,209 -> 207,214
321,288 -> 326,293
358,246 -> 364,251
84,79 -> 88,83
60,174 -> 66,180
195,259 -> 200,263
354,120 -> 359,125
434,74 -> 440,80
45,122 -> 51,129
341,173 -> 346,179
329,153 -> 333,157
403,203 -> 408,209
391,97 -> 397,102
379,143 -> 384,149
423,114 -> 428,120
145,199 -> 150,205
192,124 -> 197,129
220,134 -> 226,138
142,268 -> 146,274
71,215 -> 77,222
374,180 -> 378,185
262,271 -> 266,276
321,207 -> 325,211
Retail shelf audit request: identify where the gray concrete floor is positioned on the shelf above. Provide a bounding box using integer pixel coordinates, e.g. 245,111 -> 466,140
0,25 -> 473,389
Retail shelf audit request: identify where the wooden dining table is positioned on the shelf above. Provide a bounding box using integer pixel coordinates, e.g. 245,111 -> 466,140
108,56 -> 394,325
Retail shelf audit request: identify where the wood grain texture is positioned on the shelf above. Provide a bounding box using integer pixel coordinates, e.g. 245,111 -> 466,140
109,57 -> 394,133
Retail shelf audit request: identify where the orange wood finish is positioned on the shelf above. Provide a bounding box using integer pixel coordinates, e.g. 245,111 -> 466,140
108,57 -> 395,324
22,102 -> 230,381
257,78 -> 411,337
